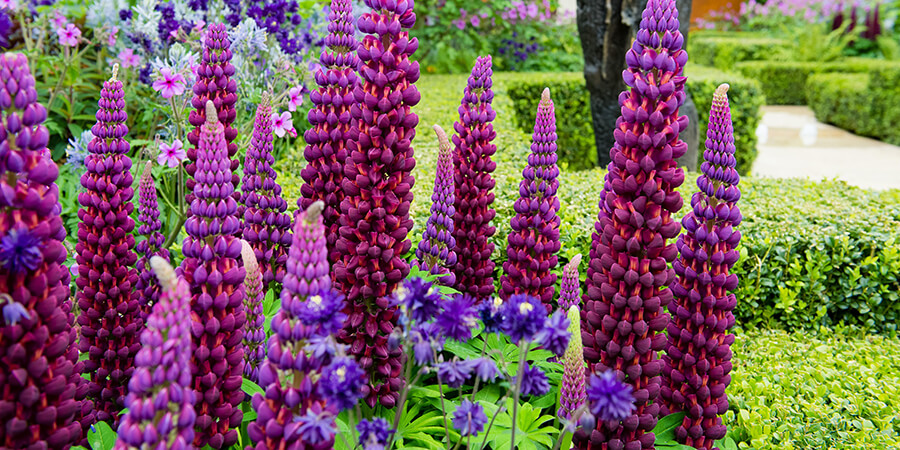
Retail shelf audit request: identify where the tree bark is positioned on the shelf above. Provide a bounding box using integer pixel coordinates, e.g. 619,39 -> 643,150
576,0 -> 698,170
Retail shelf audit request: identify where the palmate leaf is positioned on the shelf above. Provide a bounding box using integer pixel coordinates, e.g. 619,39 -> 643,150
482,398 -> 557,450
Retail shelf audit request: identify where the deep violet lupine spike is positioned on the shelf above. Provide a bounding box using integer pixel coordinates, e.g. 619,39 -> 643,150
240,240 -> 266,384
76,65 -> 142,426
558,305 -> 587,421
0,52 -> 94,449
577,0 -> 689,448
135,161 -> 170,321
558,254 -> 582,311
185,23 -> 239,220
178,101 -> 246,449
414,125 -> 457,286
660,84 -> 741,450
500,88 -> 561,312
114,256 -> 196,450
299,0 -> 360,269
240,93 -> 292,288
334,0 -> 420,409
450,55 -> 498,302
247,201 -> 337,450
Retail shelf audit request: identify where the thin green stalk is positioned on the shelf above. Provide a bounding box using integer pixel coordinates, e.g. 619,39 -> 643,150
469,338 -> 490,402
436,370 -> 451,450
478,392 -> 510,450
551,404 -> 587,450
509,340 -> 529,450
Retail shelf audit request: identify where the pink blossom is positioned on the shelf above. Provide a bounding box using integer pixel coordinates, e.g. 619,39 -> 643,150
108,26 -> 118,47
51,11 -> 67,29
0,0 -> 19,11
287,87 -> 303,112
152,68 -> 186,99
56,24 -> 81,47
452,18 -> 466,30
470,16 -> 481,27
157,139 -> 187,168
271,111 -> 296,138
526,3 -> 538,18
118,48 -> 141,68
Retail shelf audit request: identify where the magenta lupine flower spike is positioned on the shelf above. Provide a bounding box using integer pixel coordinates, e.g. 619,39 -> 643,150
660,84 -> 741,449
114,256 -> 196,450
135,161 -> 170,321
248,201 -> 340,450
500,88 -> 561,312
76,65 -> 142,426
559,254 -> 582,311
450,56 -> 498,301
240,240 -> 266,383
299,0 -> 360,268
240,93 -> 292,287
179,101 -> 246,449
559,305 -> 587,421
186,23 -> 239,219
335,0 -> 419,409
577,0 -> 689,448
0,52 -> 93,449
415,125 -> 457,285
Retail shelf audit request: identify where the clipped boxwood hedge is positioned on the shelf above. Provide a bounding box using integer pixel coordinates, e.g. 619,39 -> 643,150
278,73 -> 900,334
688,32 -> 787,70
807,66 -> 900,146
500,67 -> 763,175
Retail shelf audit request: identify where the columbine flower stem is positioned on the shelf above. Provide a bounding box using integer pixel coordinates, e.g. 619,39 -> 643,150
468,338 -> 490,402
509,340 -> 529,450
478,393 -> 511,450
550,404 -> 588,450
17,11 -> 32,51
435,349 -> 452,450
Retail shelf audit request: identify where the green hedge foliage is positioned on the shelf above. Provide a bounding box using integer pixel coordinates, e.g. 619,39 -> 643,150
807,66 -> 900,146
278,73 -> 900,334
688,32 -> 788,70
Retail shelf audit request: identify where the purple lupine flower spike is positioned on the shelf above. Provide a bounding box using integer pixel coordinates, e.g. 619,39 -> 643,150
186,23 -> 239,219
240,240 -> 266,383
248,201 -> 350,449
661,84 -> 741,450
299,0 -> 360,268
415,125 -> 457,286
577,0 -> 689,448
451,56 -> 498,302
76,64 -> 142,426
335,0 -> 419,409
240,93 -> 292,287
179,100 -> 245,449
501,88 -> 561,312
0,52 -> 94,449
114,256 -> 196,450
558,305 -> 586,421
135,161 -> 170,321
558,254 -> 582,311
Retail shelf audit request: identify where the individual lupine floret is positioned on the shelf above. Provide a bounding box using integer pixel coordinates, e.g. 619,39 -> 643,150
135,161 -> 170,321
558,254 -> 582,310
558,305 -> 587,421
450,56 -> 498,301
500,88 -> 561,311
114,256 -> 196,450
179,101 -> 246,449
240,93 -> 292,287
660,84 -> 741,449
0,52 -> 93,449
335,0 -> 420,409
578,0 -> 689,448
414,125 -> 457,285
240,239 -> 266,383
76,65 -> 142,425
185,23 -> 239,217
299,0 -> 360,268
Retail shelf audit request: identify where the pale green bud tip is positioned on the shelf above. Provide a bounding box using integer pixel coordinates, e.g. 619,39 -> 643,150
240,240 -> 259,276
150,256 -> 177,293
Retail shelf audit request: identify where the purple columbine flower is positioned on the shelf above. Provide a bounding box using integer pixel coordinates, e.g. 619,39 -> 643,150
240,240 -> 266,384
578,0 -> 688,447
318,356 -> 366,411
135,161 -> 170,321
500,294 -> 547,344
114,257 -> 196,450
76,65 -> 142,426
586,370 -> 636,422
185,23 -> 240,220
535,309 -> 571,357
248,201 -> 343,450
558,305 -> 587,421
516,363 -> 550,397
394,277 -> 442,323
179,101 -> 246,449
335,0 -> 421,410
558,254 -> 582,311
436,359 -> 474,388
240,93 -> 292,287
0,52 -> 94,448
660,84 -> 741,449
415,125 -> 458,285
501,87 -> 561,312
0,225 -> 43,273
435,293 -> 477,342
299,0 -> 360,268
452,399 -> 488,437
470,357 -> 499,382
451,56 -> 498,302
357,417 -> 393,448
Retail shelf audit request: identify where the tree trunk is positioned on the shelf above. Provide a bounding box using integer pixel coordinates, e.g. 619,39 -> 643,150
576,0 -> 698,170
